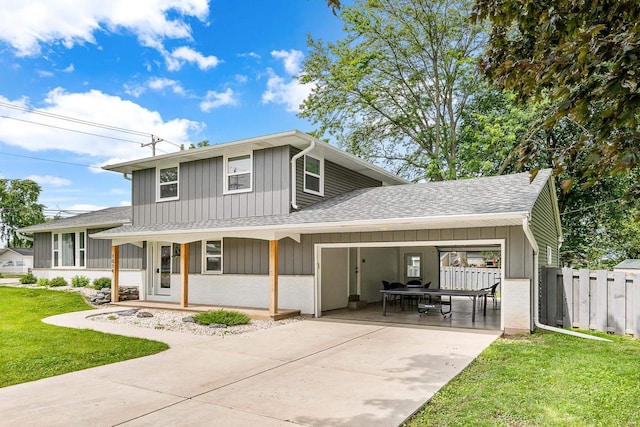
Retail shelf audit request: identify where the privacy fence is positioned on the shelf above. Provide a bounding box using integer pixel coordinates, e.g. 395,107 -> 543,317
540,267 -> 640,337
440,267 -> 501,291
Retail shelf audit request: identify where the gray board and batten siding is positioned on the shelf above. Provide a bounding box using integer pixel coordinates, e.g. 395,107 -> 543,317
132,146 -> 291,226
168,225 -> 533,279
32,231 -> 144,269
291,147 -> 382,210
530,180 -> 560,267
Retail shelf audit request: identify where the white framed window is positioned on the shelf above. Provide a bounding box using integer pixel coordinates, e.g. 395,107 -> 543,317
202,240 -> 223,273
405,253 -> 422,278
303,155 -> 324,196
224,153 -> 252,194
157,165 -> 179,201
547,245 -> 553,265
52,231 -> 86,268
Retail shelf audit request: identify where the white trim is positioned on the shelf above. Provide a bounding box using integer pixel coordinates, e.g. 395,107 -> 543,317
156,165 -> 179,202
224,152 -> 253,194
201,239 -> 223,274
313,239 -> 506,324
303,154 -> 324,196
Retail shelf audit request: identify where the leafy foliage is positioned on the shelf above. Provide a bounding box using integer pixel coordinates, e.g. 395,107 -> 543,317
0,179 -> 45,247
300,0 -> 496,181
472,0 -> 640,199
37,278 -> 50,287
71,275 -> 90,288
193,309 -> 251,326
19,273 -> 37,284
92,277 -> 111,289
48,277 -> 68,287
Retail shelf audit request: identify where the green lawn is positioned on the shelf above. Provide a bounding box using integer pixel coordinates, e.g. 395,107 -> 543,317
0,287 -> 168,388
407,331 -> 640,426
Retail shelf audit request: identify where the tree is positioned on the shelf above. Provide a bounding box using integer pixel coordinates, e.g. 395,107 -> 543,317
472,1 -> 640,196
0,179 -> 45,248
300,0 -> 492,181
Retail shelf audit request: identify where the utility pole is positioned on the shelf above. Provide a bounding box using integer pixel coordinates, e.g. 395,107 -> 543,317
141,135 -> 163,156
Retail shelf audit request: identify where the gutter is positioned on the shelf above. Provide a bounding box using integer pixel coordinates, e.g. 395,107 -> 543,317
522,215 -> 610,342
290,138 -> 315,210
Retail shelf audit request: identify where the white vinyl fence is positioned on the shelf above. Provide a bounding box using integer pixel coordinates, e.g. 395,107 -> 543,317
540,267 -> 640,337
439,267 -> 501,291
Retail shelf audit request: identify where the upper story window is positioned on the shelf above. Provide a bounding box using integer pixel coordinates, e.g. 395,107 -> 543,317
157,165 -> 179,201
304,155 -> 324,196
202,240 -> 223,273
225,153 -> 252,194
52,231 -> 86,268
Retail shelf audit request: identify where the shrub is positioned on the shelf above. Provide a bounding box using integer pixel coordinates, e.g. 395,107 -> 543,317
48,277 -> 68,287
37,278 -> 50,287
20,273 -> 37,284
92,277 -> 111,289
193,309 -> 251,326
71,275 -> 90,288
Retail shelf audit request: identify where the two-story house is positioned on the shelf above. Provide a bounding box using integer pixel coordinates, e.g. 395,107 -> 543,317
21,130 -> 562,333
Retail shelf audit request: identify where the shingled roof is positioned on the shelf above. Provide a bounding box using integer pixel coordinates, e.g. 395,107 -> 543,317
19,206 -> 131,233
92,170 -> 552,240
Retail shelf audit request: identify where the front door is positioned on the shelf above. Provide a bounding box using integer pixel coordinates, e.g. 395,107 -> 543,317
154,243 -> 172,296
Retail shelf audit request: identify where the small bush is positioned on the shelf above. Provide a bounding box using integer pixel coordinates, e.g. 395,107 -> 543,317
20,273 -> 37,284
37,278 -> 50,287
71,275 -> 90,288
193,309 -> 251,326
48,277 -> 68,287
92,277 -> 111,289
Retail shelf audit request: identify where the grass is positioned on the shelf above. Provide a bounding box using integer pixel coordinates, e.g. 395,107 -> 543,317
0,287 -> 168,388
406,331 -> 640,426
193,309 -> 251,326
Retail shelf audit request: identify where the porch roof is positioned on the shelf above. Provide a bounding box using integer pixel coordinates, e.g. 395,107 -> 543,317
19,206 -> 132,233
91,170 -> 550,244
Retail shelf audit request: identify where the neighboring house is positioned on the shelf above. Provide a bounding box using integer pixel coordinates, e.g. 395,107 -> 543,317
0,247 -> 34,274
20,130 -> 562,333
613,259 -> 640,273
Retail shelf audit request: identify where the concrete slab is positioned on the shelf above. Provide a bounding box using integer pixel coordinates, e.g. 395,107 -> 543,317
0,312 -> 501,427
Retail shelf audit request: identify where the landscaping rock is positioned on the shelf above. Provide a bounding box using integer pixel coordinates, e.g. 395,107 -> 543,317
136,311 -> 153,318
182,316 -> 195,323
208,323 -> 227,329
117,309 -> 138,317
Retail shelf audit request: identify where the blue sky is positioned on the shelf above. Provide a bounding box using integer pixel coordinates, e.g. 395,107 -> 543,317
0,0 -> 345,215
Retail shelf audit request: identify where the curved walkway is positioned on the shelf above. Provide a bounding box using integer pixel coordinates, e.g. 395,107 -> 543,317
0,306 -> 501,426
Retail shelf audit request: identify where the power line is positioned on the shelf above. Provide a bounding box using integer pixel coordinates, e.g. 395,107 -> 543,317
1,152 -> 102,169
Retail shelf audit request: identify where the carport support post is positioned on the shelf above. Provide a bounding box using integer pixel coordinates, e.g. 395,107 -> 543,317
180,243 -> 189,307
111,245 -> 119,303
269,239 -> 279,316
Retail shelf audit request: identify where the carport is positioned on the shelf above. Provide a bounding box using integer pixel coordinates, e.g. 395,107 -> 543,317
315,239 -> 504,330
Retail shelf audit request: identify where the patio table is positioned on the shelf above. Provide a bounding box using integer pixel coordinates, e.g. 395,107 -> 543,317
380,288 -> 490,322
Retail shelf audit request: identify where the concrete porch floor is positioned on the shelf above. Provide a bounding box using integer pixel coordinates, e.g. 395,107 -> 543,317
322,296 -> 502,330
112,300 -> 301,321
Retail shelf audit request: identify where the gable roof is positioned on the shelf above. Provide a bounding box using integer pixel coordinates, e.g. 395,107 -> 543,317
18,206 -> 132,233
92,170 -> 553,244
613,259 -> 640,270
102,130 -> 408,186
0,247 -> 33,257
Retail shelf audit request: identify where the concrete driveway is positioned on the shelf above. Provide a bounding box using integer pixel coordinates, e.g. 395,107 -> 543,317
0,310 -> 501,426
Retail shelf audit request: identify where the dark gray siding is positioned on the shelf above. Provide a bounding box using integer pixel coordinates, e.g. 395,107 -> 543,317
34,232 -> 52,268
531,179 -> 560,267
292,148 -> 382,210
132,146 -> 290,225
222,226 -> 532,279
87,228 -> 144,269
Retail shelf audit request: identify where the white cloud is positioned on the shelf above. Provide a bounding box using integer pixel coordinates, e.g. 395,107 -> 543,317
65,203 -> 108,212
166,46 -> 220,71
0,88 -> 203,165
261,49 -> 314,113
235,74 -> 248,84
199,88 -> 238,112
270,49 -> 305,75
147,77 -> 185,95
25,175 -> 72,187
36,69 -> 54,78
119,200 -> 132,206
62,64 -> 75,73
0,1 -> 209,60
238,52 -> 261,60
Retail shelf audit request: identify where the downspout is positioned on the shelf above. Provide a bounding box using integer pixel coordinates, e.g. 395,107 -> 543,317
290,139 -> 316,210
123,173 -> 132,181
522,215 -> 610,341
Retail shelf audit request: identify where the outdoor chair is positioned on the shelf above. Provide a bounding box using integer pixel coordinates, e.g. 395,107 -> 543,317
483,281 -> 500,309
382,280 -> 400,305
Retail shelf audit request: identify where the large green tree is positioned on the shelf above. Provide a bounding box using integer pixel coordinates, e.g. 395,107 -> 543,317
0,179 -> 45,248
300,0 -> 496,181
472,0 -> 640,195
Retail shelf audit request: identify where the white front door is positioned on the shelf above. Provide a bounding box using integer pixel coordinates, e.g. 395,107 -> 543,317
154,242 -> 172,296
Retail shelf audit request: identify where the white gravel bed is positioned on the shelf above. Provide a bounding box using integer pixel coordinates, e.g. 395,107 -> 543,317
89,308 -> 304,337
